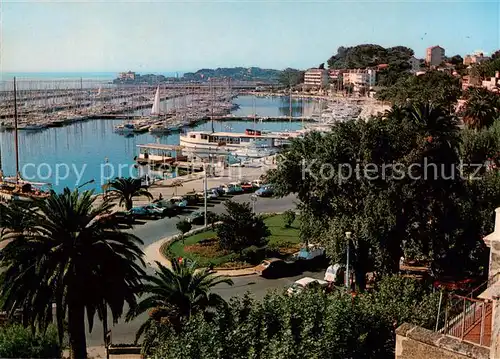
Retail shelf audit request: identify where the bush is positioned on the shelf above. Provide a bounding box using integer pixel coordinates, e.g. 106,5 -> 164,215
283,210 -> 296,228
240,245 -> 266,264
146,276 -> 439,359
0,324 -> 61,359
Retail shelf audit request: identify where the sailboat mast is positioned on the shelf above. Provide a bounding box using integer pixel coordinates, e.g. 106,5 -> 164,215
13,77 -> 19,183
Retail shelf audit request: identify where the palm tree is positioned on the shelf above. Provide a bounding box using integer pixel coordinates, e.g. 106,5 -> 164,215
0,188 -> 145,359
109,177 -> 153,210
127,260 -> 233,343
462,88 -> 500,130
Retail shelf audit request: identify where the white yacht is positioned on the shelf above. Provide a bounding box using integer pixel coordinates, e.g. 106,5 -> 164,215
180,129 -> 289,155
231,141 -> 279,159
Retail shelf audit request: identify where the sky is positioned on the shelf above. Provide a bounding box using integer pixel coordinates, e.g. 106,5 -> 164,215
0,0 -> 499,73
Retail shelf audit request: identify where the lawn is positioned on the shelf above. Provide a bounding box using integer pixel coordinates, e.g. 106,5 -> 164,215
165,214 -> 301,267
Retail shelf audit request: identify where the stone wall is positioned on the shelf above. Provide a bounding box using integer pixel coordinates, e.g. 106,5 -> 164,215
396,323 -> 489,359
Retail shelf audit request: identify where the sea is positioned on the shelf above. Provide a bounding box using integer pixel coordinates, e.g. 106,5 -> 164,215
0,92 -> 323,193
0,72 -> 183,91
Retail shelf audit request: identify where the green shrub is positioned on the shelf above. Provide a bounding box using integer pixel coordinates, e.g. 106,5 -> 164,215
0,324 -> 61,358
240,245 -> 266,264
283,210 -> 296,228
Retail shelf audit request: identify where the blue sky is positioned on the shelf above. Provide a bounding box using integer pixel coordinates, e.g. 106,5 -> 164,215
1,0 -> 499,73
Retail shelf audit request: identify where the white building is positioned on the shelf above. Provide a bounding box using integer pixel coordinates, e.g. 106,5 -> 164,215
464,52 -> 489,66
304,68 -> 328,89
343,69 -> 377,92
408,56 -> 421,73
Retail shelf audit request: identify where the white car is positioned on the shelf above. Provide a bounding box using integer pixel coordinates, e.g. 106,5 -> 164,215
287,277 -> 328,296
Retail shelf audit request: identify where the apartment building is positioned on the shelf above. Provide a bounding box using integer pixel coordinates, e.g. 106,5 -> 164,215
464,52 -> 489,66
118,71 -> 136,80
425,46 -> 445,67
482,72 -> 500,92
304,68 -> 328,89
342,69 -> 377,92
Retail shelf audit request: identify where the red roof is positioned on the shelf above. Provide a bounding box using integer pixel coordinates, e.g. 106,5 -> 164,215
377,64 -> 389,69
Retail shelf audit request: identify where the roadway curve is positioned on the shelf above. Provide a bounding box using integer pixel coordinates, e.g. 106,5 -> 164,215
86,194 -> 324,347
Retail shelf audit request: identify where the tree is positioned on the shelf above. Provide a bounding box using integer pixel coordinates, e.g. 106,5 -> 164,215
267,102 -> 488,288
109,177 -> 153,210
318,63 -> 325,69
0,188 -> 145,359
206,211 -> 220,230
376,70 -> 461,111
127,260 -> 233,347
176,219 -> 192,243
462,87 -> 500,130
216,201 -> 270,252
278,68 -> 304,88
327,44 -> 413,69
283,210 -> 296,228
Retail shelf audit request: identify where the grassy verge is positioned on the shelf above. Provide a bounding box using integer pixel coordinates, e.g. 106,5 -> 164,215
164,214 -> 300,267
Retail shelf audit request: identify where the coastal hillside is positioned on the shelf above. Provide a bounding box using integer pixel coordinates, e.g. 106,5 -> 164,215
113,67 -> 282,84
327,44 -> 414,69
182,67 -> 281,82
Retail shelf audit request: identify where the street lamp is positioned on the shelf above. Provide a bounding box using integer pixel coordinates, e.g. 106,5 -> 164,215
77,179 -> 95,190
345,231 -> 352,290
250,194 -> 257,213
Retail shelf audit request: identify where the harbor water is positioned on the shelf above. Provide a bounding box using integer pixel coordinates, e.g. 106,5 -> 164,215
0,95 -> 311,193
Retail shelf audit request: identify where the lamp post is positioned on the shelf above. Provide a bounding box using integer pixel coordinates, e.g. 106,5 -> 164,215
345,231 -> 352,290
250,194 -> 257,213
77,179 -> 95,190
203,161 -> 208,227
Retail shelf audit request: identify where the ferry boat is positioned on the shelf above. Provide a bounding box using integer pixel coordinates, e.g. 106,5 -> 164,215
179,129 -> 291,156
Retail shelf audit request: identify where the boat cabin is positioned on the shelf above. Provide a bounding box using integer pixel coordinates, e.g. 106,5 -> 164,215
136,144 -> 187,166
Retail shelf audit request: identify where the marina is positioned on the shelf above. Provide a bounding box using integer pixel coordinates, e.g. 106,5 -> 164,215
0,88 -> 365,193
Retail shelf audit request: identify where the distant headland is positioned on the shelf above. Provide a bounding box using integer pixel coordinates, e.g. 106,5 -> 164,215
112,67 -> 281,85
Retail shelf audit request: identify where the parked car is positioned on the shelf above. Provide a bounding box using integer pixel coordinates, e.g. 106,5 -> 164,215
240,181 -> 255,192
187,210 -> 204,225
128,206 -> 160,219
170,196 -> 188,207
97,211 -> 134,227
255,185 -> 274,197
252,179 -> 265,188
293,245 -> 325,261
222,184 -> 238,194
228,182 -> 244,194
210,186 -> 225,196
197,189 -> 218,200
142,204 -> 168,216
183,193 -> 201,205
287,277 -> 328,296
254,258 -> 294,278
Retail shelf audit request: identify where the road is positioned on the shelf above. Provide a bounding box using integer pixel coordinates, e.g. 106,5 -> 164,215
86,193 -> 325,347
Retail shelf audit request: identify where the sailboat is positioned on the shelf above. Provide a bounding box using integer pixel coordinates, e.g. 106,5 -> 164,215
0,77 -> 51,202
151,86 -> 161,116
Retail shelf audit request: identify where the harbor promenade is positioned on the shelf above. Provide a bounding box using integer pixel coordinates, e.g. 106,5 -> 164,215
96,156 -> 277,211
